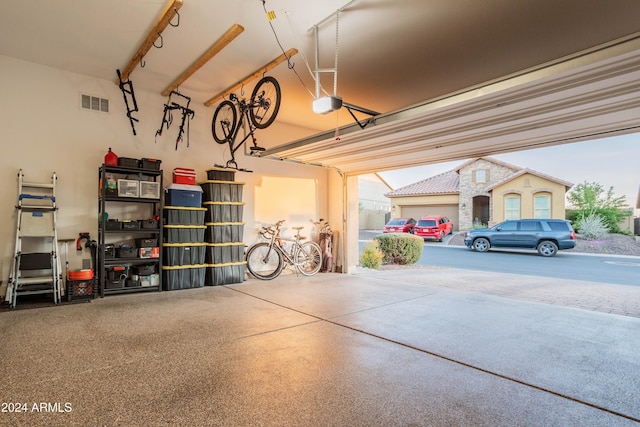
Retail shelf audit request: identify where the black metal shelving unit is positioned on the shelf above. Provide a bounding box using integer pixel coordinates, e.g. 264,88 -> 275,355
98,164 -> 163,296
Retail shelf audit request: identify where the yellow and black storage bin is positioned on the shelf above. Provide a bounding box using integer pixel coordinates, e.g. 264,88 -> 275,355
162,264 -> 206,290
200,170 -> 246,285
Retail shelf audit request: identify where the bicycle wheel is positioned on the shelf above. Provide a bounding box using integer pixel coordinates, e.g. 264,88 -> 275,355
250,76 -> 281,129
211,100 -> 237,144
246,242 -> 284,280
294,241 -> 322,276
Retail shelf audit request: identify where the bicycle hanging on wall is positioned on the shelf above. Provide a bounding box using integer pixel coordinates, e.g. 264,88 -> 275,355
211,76 -> 281,171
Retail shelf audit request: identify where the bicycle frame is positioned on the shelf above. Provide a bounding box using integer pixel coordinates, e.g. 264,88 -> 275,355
259,223 -> 305,270
212,76 -> 280,171
221,94 -> 260,169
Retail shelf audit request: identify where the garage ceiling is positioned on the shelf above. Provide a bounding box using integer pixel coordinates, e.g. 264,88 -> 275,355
2,0 -> 640,174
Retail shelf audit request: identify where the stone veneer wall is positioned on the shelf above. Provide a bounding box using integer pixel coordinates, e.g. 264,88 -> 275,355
457,159 -> 518,230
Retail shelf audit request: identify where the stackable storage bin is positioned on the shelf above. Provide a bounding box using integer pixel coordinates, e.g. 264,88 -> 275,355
205,222 -> 244,243
162,193 -> 206,290
200,176 -> 246,285
105,265 -> 129,289
203,201 -> 244,223
205,263 -> 246,286
206,168 -> 236,181
164,206 -> 206,225
206,243 -> 245,264
164,243 -> 207,266
200,181 -> 244,203
118,157 -> 140,168
141,158 -> 161,170
165,184 -> 203,207
163,225 -> 206,243
162,264 -> 206,290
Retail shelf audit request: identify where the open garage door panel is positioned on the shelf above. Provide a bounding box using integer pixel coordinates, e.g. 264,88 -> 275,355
400,205 -> 459,231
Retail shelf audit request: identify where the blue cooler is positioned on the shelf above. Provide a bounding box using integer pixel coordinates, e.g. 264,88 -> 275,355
165,183 -> 203,207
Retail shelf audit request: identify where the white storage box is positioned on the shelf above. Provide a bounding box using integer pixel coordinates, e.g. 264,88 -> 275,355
140,181 -> 160,199
117,179 -> 139,198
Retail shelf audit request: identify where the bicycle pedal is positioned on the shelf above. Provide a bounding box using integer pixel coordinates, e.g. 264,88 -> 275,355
250,146 -> 266,152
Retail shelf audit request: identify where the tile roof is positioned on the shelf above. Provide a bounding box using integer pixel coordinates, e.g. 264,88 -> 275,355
385,157 -> 574,198
385,170 -> 459,197
454,156 -> 521,172
486,168 -> 574,190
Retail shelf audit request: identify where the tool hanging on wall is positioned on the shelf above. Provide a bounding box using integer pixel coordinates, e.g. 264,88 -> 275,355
155,90 -> 195,150
117,69 -> 139,135
76,232 -> 92,251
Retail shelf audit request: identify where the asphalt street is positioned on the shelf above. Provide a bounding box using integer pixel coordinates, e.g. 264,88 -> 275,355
359,231 -> 640,287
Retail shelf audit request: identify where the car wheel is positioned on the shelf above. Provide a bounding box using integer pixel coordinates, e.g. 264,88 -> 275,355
437,231 -> 443,242
537,240 -> 558,257
473,237 -> 490,252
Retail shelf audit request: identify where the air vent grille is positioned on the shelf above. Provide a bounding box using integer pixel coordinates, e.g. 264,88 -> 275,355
81,94 -> 109,113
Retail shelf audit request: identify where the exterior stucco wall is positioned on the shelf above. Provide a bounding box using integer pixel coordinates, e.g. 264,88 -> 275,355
491,173 -> 567,223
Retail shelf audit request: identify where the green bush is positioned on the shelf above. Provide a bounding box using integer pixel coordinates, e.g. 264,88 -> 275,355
566,181 -> 632,234
360,240 -> 384,269
374,233 -> 423,265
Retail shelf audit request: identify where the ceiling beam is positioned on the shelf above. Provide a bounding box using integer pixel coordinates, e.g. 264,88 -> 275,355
115,0 -> 184,84
161,24 -> 244,96
204,48 -> 298,107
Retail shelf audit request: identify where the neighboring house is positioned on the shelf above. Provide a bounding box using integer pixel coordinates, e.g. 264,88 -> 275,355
385,157 -> 573,231
358,173 -> 393,229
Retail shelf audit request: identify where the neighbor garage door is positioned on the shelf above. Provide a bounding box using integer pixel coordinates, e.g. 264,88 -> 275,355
400,205 -> 459,231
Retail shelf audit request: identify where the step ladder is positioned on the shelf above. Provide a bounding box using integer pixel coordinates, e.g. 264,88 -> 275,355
6,170 -> 62,309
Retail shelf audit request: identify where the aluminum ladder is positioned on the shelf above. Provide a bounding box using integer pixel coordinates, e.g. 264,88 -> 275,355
6,170 -> 62,308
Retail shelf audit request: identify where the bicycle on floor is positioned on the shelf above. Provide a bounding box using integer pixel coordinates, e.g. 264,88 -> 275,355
245,220 -> 322,280
211,76 -> 281,170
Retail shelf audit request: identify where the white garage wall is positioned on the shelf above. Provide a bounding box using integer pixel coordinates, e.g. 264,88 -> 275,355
0,55 -> 343,296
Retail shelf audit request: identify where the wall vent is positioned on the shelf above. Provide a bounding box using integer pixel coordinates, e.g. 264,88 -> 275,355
80,94 -> 109,113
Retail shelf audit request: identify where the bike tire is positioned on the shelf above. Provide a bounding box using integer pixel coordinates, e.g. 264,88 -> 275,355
211,100 -> 237,144
246,242 -> 284,280
295,241 -> 322,276
250,76 -> 281,129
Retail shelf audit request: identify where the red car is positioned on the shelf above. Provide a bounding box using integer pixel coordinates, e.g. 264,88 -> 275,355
414,215 -> 453,241
383,218 -> 416,234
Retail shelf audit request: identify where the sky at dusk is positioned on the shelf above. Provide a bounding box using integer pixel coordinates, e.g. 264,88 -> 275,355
378,132 -> 640,215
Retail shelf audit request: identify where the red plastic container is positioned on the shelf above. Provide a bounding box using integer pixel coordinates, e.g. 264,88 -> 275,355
105,148 -> 118,166
173,168 -> 196,185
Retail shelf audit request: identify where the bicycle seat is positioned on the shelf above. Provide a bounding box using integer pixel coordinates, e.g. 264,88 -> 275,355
292,226 -> 304,230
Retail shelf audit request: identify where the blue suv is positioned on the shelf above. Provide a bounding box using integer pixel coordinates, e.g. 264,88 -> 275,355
464,219 -> 576,257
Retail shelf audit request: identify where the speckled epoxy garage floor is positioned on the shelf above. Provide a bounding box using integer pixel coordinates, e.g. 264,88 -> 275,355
1,269 -> 639,426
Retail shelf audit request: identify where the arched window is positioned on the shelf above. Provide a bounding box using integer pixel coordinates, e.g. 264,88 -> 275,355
534,194 -> 551,218
505,195 -> 520,220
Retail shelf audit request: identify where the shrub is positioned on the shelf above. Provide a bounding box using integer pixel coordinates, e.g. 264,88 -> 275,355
577,213 -> 609,240
360,240 -> 384,269
472,218 -> 487,229
374,233 -> 423,265
566,181 -> 632,234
